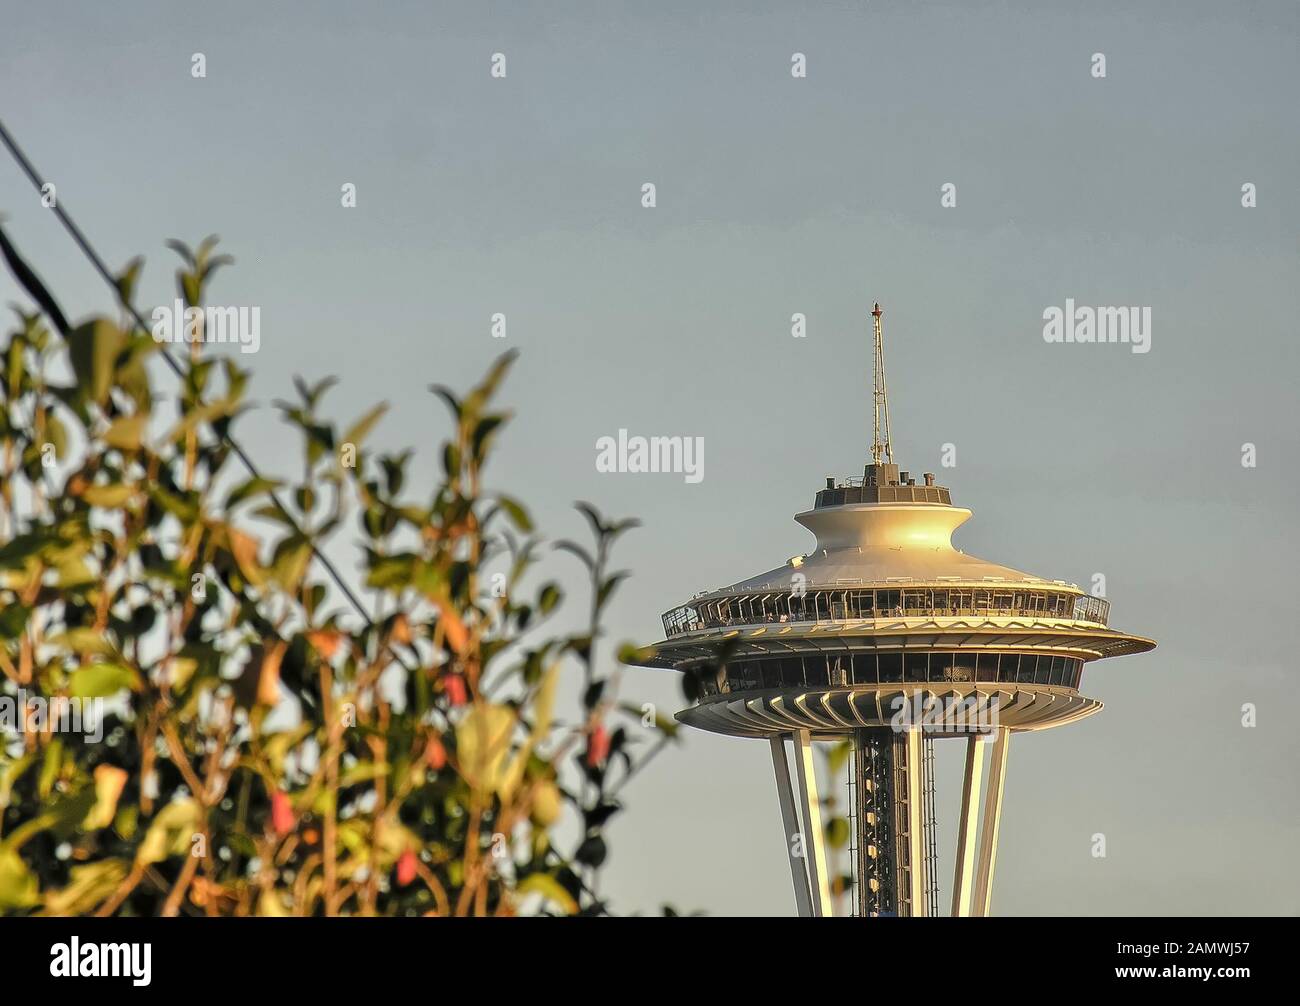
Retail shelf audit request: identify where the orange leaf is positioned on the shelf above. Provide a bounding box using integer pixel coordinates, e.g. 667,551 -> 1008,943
423,735 -> 447,770
434,602 -> 468,654
227,527 -> 263,586
391,613 -> 412,645
258,639 -> 287,706
307,629 -> 342,661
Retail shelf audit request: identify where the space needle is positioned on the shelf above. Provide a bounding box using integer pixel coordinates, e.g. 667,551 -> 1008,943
630,303 -> 1155,916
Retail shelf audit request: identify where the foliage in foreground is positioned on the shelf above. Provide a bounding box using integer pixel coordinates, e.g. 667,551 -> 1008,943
0,230 -> 672,915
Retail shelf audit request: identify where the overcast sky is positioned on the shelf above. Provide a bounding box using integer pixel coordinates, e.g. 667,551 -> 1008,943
2,0 -> 1297,915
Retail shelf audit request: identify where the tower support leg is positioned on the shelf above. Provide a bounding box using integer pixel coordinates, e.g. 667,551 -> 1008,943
792,729 -> 833,916
951,733 -> 986,916
903,727 -> 926,915
972,726 -> 1011,917
770,736 -> 814,917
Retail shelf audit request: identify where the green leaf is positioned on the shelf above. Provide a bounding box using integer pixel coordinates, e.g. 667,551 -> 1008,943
194,234 -> 222,268
516,872 -> 578,915
0,789 -> 94,850
165,238 -> 197,269
81,483 -> 135,508
181,272 -> 201,307
463,350 -> 518,415
365,552 -> 416,590
46,628 -> 117,657
149,484 -> 200,522
470,413 -> 508,460
428,385 -> 462,423
0,849 -> 39,909
456,703 -> 518,797
826,738 -> 853,778
0,754 -> 36,812
341,403 -> 388,451
137,799 -> 200,864
494,494 -> 533,533
45,413 -> 69,460
225,476 -> 281,510
596,571 -> 631,611
268,536 -> 312,592
441,441 -> 461,479
553,540 -> 594,573
0,605 -> 31,640
67,319 -> 126,405
115,257 -> 144,306
69,663 -> 142,698
0,533 -> 45,569
617,642 -> 659,665
293,375 -> 338,410
38,740 -> 63,800
163,399 -> 236,444
102,414 -> 147,451
6,332 -> 26,400
41,858 -> 127,915
537,582 -> 562,615
825,816 -> 850,849
54,557 -> 96,589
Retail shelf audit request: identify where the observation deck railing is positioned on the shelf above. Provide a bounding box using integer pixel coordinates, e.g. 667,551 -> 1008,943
661,589 -> 1111,638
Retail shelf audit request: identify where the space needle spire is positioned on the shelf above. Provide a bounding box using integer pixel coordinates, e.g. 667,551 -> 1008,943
870,302 -> 893,466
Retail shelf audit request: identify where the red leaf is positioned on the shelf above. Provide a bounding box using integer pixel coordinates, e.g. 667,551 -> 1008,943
396,849 -> 418,887
586,723 -> 610,767
423,735 -> 447,770
270,791 -> 295,837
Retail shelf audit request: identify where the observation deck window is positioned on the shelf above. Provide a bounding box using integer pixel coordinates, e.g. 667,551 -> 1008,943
851,654 -> 876,685
708,653 -> 1084,694
806,657 -> 829,686
950,653 -> 976,682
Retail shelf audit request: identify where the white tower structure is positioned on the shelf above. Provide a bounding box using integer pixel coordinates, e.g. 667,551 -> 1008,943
630,303 -> 1155,916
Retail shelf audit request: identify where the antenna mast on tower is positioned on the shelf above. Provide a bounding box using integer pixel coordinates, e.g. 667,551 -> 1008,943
870,302 -> 894,465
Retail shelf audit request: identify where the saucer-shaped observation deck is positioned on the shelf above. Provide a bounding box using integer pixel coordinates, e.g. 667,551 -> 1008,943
630,463 -> 1155,738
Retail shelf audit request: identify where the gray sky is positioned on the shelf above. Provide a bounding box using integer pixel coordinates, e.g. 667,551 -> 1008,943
2,0 -> 1297,915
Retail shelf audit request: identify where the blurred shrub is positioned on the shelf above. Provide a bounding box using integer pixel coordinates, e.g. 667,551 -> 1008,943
0,231 -> 668,916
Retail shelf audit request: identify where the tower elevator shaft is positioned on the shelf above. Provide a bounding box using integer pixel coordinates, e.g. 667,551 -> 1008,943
852,728 -> 936,917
